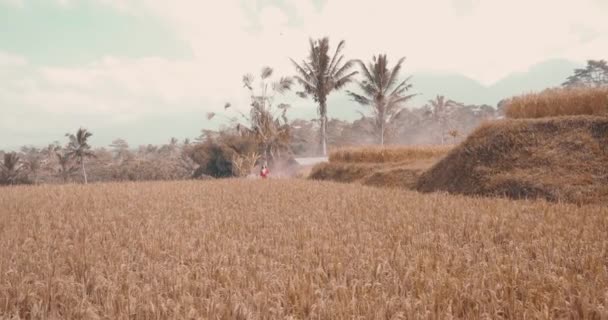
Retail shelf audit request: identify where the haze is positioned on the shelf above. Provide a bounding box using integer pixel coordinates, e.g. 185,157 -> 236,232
1,0 -> 606,149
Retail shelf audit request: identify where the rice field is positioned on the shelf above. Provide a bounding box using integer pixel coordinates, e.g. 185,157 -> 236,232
0,179 -> 607,319
504,86 -> 608,119
328,145 -> 452,164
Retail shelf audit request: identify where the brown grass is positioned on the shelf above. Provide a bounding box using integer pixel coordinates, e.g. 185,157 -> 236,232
0,180 -> 607,319
505,86 -> 608,119
417,116 -> 608,205
329,145 -> 452,163
309,160 -> 435,189
310,145 -> 450,189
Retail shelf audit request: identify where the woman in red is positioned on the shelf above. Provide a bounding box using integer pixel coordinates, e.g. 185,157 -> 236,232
260,164 -> 270,179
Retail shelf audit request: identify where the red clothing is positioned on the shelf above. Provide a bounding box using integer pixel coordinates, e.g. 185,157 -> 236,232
260,168 -> 270,178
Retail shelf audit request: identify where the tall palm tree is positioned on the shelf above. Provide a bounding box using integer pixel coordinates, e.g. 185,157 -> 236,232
65,128 -> 95,184
427,95 -> 460,144
0,152 -> 23,185
347,54 -> 416,145
291,37 -> 358,156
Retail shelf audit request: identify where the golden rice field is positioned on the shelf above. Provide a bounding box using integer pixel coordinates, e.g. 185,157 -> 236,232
1,179 -> 607,319
504,86 -> 608,119
329,145 -> 452,163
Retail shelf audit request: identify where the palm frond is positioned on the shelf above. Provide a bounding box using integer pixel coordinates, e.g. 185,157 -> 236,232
243,73 -> 254,90
347,90 -> 372,106
261,66 -> 273,79
386,57 -> 406,90
333,59 -> 357,82
333,71 -> 358,90
328,39 -> 345,74
273,77 -> 293,94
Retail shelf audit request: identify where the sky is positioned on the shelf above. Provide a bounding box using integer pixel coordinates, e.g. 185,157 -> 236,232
1,0 -> 607,149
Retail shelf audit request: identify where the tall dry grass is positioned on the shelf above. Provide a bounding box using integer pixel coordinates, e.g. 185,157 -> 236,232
329,145 -> 452,163
1,180 -> 607,319
505,86 -> 608,119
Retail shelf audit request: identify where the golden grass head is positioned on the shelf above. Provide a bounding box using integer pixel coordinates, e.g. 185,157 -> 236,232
504,86 -> 608,119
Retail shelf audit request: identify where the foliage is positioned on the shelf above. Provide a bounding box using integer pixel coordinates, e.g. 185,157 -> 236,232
187,132 -> 259,178
222,66 -> 294,163
426,95 -> 462,144
65,128 -> 95,184
347,54 -> 416,145
291,37 -> 358,155
562,59 -> 608,88
0,152 -> 25,185
55,150 -> 78,183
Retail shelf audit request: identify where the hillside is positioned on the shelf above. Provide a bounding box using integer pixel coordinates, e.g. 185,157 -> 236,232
417,116 -> 608,205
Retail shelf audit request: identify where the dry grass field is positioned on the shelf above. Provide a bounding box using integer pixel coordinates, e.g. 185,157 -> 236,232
329,145 -> 452,163
1,179 -> 607,319
309,146 -> 451,189
504,87 -> 608,119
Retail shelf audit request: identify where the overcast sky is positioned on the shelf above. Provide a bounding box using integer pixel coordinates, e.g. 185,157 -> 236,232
1,0 -> 607,149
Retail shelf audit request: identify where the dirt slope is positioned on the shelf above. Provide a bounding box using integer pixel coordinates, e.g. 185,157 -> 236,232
416,116 -> 608,205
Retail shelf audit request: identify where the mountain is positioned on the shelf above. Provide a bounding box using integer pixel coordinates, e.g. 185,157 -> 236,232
410,73 -> 490,106
409,59 -> 583,107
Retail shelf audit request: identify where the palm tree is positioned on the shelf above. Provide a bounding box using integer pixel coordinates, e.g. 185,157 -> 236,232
0,152 -> 23,185
347,54 -> 416,145
65,128 -> 95,184
427,95 -> 460,144
291,37 -> 358,156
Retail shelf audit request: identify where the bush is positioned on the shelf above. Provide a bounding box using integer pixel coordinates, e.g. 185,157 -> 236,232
187,133 -> 259,178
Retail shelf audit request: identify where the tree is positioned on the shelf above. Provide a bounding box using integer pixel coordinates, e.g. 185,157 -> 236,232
218,66 -> 294,163
65,128 -> 95,184
0,152 -> 23,185
109,139 -> 131,162
562,60 -> 608,88
55,150 -> 78,183
291,37 -> 358,155
427,95 -> 461,144
21,147 -> 44,184
347,54 -> 416,145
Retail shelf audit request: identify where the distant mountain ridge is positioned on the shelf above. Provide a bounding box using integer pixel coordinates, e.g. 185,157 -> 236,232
409,59 -> 583,106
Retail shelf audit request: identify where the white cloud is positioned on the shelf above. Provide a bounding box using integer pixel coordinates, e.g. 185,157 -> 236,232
105,0 -> 606,87
2,0 -> 608,148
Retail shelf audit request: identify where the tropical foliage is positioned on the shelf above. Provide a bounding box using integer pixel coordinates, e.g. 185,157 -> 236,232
347,54 -> 416,145
65,128 -> 95,184
562,59 -> 608,88
291,37 -> 358,155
